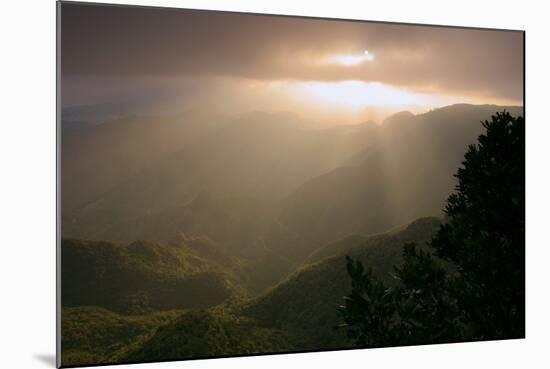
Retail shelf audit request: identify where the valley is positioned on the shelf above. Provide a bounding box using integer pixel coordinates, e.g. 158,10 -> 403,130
60,104 -> 522,366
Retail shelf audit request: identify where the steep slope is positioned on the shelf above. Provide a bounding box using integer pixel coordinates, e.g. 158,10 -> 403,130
241,217 -> 442,351
61,217 -> 441,366
88,193 -> 293,295
115,309 -> 289,363
275,104 -> 523,259
61,307 -> 180,367
62,112 -> 377,239
95,193 -> 276,259
61,238 -> 241,314
63,104 -> 523,297
62,109 -> 226,215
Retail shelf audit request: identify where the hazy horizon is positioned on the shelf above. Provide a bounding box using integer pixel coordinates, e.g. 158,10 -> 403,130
61,4 -> 523,126
59,4 -> 524,366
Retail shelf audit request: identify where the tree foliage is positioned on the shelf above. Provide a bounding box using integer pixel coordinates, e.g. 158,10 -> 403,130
339,111 -> 525,346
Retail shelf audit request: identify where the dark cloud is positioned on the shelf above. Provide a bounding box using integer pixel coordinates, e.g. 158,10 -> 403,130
60,2 -> 523,102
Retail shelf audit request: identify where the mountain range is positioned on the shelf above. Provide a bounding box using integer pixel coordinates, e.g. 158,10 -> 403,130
60,103 -> 523,366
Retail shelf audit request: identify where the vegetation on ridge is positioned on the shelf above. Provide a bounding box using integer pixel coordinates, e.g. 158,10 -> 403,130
60,107 -> 525,366
339,111 -> 525,346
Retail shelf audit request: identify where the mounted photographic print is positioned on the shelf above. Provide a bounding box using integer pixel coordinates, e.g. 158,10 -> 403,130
57,1 -> 525,367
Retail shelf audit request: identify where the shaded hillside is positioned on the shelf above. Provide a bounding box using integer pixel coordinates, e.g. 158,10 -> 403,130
62,238 -> 241,314
62,109 -> 227,214
241,217 -> 441,351
105,218 -> 440,362
61,307 -> 180,367
62,104 -> 522,296
62,111 -> 378,239
89,193 -> 296,295
338,111 -> 525,346
275,104 -> 523,259
96,193 -> 276,259
115,309 -> 290,363
59,106 -> 524,366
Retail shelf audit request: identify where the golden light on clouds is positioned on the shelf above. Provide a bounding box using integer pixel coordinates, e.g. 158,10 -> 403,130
62,4 -> 524,121
324,51 -> 375,66
281,80 -> 457,111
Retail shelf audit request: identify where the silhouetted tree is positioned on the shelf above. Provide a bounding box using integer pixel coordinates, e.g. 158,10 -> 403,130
340,256 -> 396,347
339,111 -> 525,346
432,111 -> 525,340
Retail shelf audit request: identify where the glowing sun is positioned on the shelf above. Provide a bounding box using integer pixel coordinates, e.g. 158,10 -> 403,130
325,50 -> 375,66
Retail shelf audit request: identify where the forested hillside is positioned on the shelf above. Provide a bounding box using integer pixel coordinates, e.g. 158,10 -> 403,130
61,217 -> 440,365
60,105 -> 524,366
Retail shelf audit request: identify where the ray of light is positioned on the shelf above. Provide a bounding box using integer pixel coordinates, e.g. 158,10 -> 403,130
285,80 -> 456,110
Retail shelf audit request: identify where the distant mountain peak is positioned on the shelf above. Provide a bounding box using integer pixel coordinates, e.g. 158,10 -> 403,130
383,110 -> 415,124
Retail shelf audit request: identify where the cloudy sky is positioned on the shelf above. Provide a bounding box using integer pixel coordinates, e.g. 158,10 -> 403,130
61,3 -> 523,122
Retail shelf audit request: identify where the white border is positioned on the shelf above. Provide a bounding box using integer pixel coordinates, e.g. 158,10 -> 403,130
1,1 -> 549,368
